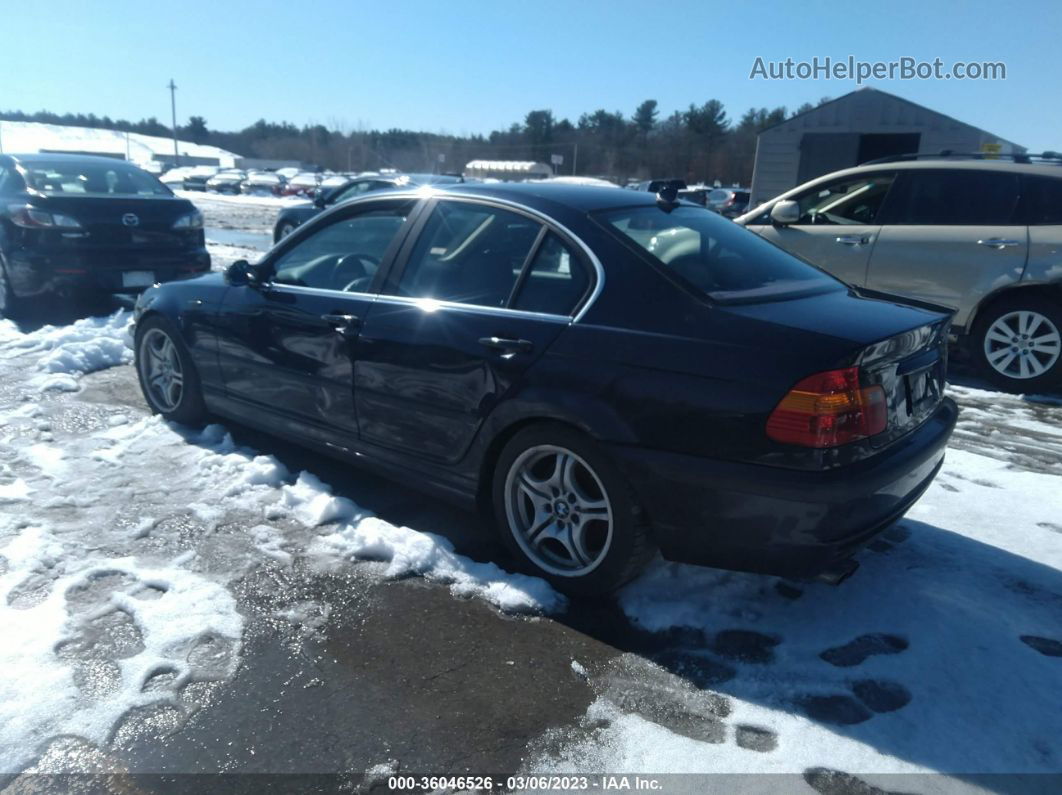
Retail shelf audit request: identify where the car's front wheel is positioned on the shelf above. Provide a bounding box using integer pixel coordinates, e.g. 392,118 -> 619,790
492,424 -> 654,595
135,316 -> 207,424
974,295 -> 1062,391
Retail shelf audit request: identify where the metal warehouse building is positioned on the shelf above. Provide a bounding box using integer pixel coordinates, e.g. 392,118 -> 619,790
749,87 -> 1024,204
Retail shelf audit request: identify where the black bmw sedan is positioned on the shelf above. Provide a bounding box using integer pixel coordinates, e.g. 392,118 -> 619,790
133,183 -> 957,594
0,153 -> 209,314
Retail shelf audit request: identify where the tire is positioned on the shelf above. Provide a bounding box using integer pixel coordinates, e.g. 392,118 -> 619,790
134,315 -> 207,425
0,258 -> 19,319
973,295 -> 1062,392
491,423 -> 655,596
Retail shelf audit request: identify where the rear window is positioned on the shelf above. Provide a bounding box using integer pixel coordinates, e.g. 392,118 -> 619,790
601,205 -> 843,302
21,160 -> 171,196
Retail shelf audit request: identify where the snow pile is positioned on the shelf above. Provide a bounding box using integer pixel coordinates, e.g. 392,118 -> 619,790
0,311 -> 133,391
96,418 -> 565,616
269,471 -> 565,613
530,446 -> 1062,777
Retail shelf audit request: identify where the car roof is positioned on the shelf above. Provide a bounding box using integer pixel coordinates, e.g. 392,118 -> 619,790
437,181 -> 670,212
825,158 -> 1062,180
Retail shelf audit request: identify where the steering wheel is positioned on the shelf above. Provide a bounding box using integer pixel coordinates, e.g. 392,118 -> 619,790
330,252 -> 380,292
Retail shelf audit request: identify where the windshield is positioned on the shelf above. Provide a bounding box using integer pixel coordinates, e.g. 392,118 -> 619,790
21,160 -> 171,196
601,204 -> 844,302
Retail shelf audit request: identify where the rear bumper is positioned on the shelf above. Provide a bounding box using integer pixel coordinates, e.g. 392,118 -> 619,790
8,247 -> 211,296
609,397 -> 958,578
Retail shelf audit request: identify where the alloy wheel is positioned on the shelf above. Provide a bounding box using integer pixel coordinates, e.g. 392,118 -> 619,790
504,445 -> 613,577
139,328 -> 185,412
983,310 -> 1062,380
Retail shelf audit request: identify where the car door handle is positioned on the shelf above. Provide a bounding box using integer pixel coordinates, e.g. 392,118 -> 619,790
977,238 -> 1021,249
321,313 -> 360,336
478,336 -> 533,354
836,234 -> 871,246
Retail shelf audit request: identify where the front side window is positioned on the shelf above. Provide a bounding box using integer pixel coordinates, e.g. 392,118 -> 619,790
21,161 -> 171,196
272,204 -> 411,292
602,204 -> 843,302
793,173 -> 895,225
393,201 -> 542,308
888,170 -> 1020,225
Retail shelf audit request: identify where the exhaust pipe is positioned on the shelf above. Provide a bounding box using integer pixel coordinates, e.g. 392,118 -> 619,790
816,558 -> 859,586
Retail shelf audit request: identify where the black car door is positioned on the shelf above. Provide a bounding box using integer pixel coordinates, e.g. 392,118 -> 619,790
354,197 -> 595,462
216,197 -> 420,446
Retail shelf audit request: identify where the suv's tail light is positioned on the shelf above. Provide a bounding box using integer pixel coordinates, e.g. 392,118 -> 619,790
8,204 -> 82,229
766,366 -> 887,448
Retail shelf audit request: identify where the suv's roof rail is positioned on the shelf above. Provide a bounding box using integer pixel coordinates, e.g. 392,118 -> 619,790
860,151 -> 1062,166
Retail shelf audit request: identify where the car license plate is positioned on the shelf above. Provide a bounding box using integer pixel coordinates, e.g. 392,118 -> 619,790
122,271 -> 155,287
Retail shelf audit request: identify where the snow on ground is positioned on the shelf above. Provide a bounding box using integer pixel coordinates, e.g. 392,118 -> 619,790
0,120 -> 239,169
206,241 -> 264,270
174,189 -> 305,209
0,317 -> 561,771
526,392 -> 1062,782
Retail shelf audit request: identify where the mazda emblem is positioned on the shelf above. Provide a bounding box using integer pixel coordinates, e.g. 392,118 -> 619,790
121,213 -> 140,227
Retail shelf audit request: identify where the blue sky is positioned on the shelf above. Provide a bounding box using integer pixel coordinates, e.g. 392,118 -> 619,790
5,0 -> 1060,151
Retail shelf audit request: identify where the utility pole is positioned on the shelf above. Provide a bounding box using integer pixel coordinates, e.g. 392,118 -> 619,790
167,79 -> 179,168
572,142 -> 578,176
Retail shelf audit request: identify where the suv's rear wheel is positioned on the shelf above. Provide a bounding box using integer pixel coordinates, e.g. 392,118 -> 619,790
974,295 -> 1062,391
492,424 -> 654,595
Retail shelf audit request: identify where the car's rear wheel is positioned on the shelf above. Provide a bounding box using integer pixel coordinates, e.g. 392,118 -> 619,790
974,295 -> 1062,391
493,424 -> 654,595
0,258 -> 19,319
135,316 -> 207,424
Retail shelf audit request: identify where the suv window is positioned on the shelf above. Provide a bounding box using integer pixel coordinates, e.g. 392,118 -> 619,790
512,232 -> 591,315
272,204 -> 411,292
1023,176 -> 1062,225
887,170 -> 1020,225
393,201 -> 542,308
793,173 -> 895,225
603,205 -> 843,302
0,165 -> 23,194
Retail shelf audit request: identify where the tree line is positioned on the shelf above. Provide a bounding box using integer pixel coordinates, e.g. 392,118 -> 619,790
0,97 -> 831,185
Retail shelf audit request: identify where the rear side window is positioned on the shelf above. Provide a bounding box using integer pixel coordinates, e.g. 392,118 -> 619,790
0,165 -> 25,194
512,232 -> 590,315
887,170 -> 1020,225
602,205 -> 843,302
394,201 -> 542,308
1023,176 -> 1062,225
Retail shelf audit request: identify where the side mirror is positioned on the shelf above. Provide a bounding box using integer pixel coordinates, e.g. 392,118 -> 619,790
225,259 -> 263,287
313,188 -> 328,208
770,200 -> 800,226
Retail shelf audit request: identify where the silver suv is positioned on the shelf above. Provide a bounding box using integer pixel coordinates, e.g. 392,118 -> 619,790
736,157 -> 1062,391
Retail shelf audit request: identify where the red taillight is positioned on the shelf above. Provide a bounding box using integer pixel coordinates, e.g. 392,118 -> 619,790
766,366 -> 887,448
